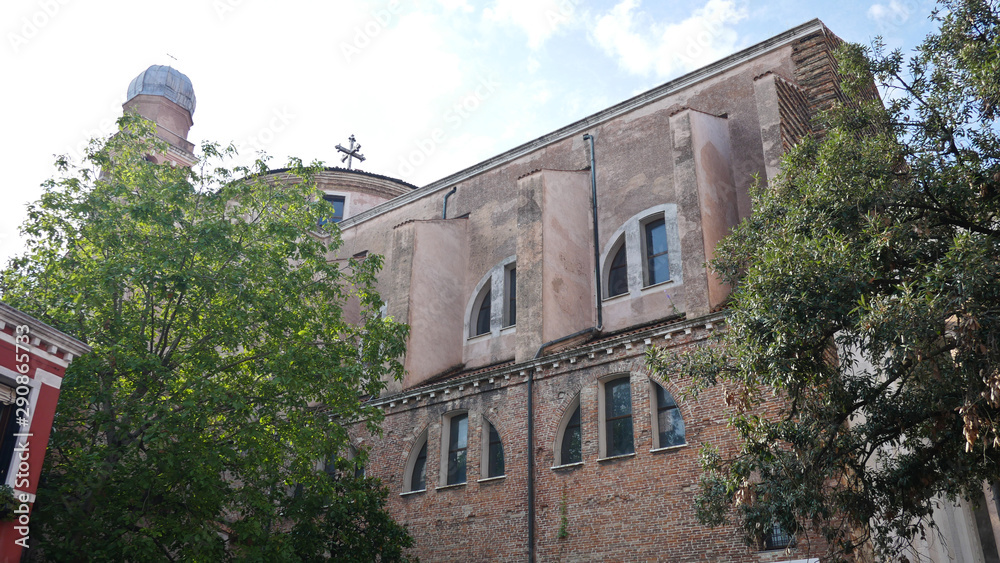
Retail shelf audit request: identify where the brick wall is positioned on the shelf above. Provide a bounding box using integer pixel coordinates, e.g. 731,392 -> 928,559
356,319 -> 830,562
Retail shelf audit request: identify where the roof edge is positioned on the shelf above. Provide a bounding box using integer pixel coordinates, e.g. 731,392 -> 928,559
0,302 -> 91,357
265,166 -> 418,191
338,18 -> 826,230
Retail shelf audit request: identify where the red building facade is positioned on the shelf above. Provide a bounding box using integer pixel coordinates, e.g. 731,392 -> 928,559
0,303 -> 89,562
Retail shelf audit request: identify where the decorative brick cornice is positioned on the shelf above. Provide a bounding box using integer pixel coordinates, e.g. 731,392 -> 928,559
373,310 -> 727,413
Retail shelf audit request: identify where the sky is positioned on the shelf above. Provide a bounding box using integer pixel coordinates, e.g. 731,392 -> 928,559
0,0 -> 939,264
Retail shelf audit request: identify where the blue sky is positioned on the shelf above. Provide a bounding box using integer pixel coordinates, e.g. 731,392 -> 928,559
0,0 -> 938,263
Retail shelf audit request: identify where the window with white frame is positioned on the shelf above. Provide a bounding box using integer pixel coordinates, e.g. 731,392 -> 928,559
441,411 -> 469,486
651,381 -> 686,449
554,394 -> 583,466
403,430 -> 428,493
601,205 -> 682,299
467,256 -> 517,338
319,192 -> 348,225
599,376 -> 634,458
642,217 -> 670,285
481,418 -> 505,479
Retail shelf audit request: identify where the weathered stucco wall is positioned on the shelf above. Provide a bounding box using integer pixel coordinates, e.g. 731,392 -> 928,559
402,219 -> 469,388
690,109 -> 740,310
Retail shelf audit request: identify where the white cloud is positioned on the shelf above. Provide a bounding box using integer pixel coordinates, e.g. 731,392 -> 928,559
483,0 -> 579,50
527,56 -> 541,73
436,0 -> 475,13
591,0 -> 748,79
868,0 -> 913,30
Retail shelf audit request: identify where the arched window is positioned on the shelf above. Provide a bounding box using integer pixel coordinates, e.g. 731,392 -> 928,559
555,395 -> 583,466
403,430 -> 428,493
468,256 -> 517,337
601,205 -> 681,298
475,286 -> 492,336
651,381 -> 686,449
600,376 -> 634,458
607,243 -> 628,297
441,411 -> 469,486
482,418 -> 505,479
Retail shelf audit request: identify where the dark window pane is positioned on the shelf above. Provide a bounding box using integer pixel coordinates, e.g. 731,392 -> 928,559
560,404 -> 582,464
0,404 -> 20,484
608,245 -> 628,297
764,523 -> 794,550
645,218 -> 667,254
488,422 -> 505,477
507,267 -> 517,326
607,417 -> 634,457
644,218 -> 669,285
448,414 -> 468,485
648,255 -> 670,284
656,384 -> 676,408
655,384 -> 685,448
607,378 -> 632,418
321,194 -> 345,224
658,408 -> 686,448
476,289 -> 491,335
412,441 -> 427,491
605,378 -> 634,456
447,450 -> 466,484
450,414 -> 468,450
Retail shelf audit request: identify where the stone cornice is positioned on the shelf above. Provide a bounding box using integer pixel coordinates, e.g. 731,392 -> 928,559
0,302 -> 91,362
373,310 -> 728,412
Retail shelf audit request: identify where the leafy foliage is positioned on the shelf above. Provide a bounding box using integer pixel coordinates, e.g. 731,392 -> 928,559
647,1 -> 1000,559
2,116 -> 413,561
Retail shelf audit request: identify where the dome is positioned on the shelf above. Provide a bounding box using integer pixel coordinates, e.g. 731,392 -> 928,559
126,65 -> 196,115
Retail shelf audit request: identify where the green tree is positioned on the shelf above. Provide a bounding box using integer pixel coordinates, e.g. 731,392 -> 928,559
1,116 -> 413,561
647,1 -> 1000,560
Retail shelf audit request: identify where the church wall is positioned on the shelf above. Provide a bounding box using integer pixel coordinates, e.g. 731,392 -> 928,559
331,22 -> 847,561
356,320 -> 831,561
335,43 -> 802,386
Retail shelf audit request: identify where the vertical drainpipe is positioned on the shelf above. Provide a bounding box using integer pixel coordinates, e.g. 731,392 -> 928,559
583,133 -> 603,329
442,186 -> 457,219
526,135 -> 603,562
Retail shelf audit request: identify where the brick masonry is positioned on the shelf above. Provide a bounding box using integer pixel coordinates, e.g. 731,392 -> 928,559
353,317 -> 831,562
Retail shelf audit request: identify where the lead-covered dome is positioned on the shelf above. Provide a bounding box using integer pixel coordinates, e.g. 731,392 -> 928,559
126,65 -> 196,115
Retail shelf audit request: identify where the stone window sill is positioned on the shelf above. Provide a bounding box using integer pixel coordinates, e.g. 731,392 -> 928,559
399,489 -> 426,497
435,482 -> 467,491
597,452 -> 636,462
550,461 -> 584,471
477,475 -> 506,484
640,279 -> 676,294
650,443 -> 687,453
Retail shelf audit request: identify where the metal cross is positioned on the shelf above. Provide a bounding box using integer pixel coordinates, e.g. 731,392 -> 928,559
335,134 -> 366,170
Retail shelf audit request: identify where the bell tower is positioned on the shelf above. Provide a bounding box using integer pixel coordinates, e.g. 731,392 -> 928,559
122,65 -> 197,167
